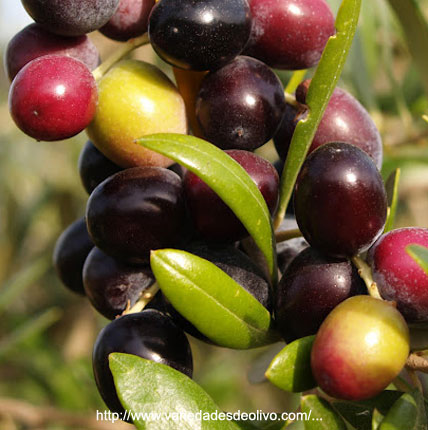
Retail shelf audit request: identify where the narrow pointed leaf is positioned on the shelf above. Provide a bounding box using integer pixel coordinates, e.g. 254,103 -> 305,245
137,133 -> 276,283
406,245 -> 428,276
379,390 -> 426,430
265,336 -> 316,393
384,169 -> 401,233
109,353 -> 233,430
372,409 -> 385,430
275,0 -> 362,227
332,391 -> 406,430
301,395 -> 346,430
150,249 -> 279,349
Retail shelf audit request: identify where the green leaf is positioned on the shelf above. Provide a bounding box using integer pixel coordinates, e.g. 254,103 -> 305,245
384,168 -> 401,233
333,402 -> 372,430
150,249 -> 279,349
332,391 -> 405,430
406,245 -> 428,276
379,390 -> 427,430
275,0 -> 362,227
137,133 -> 276,283
372,409 -> 385,430
265,336 -> 316,393
301,395 -> 346,430
109,353 -> 233,430
386,0 -> 428,97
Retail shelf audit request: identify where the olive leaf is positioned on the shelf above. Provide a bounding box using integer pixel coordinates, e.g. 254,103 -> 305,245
332,391 -> 404,430
379,390 -> 427,430
275,0 -> 362,227
137,133 -> 277,284
406,245 -> 428,276
301,395 -> 346,430
109,353 -> 234,430
265,336 -> 316,393
372,409 -> 385,430
384,168 -> 401,233
150,249 -> 279,349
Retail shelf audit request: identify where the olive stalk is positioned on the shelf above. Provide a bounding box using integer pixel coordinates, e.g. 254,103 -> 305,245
275,228 -> 302,242
122,283 -> 160,315
351,256 -> 383,299
92,33 -> 150,81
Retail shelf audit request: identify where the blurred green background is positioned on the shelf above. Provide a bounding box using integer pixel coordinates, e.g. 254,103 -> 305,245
0,0 -> 428,429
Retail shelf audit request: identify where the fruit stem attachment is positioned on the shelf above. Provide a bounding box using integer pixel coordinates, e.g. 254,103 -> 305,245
275,228 -> 302,243
92,33 -> 150,81
284,92 -> 300,109
406,353 -> 428,374
122,283 -> 160,315
351,256 -> 383,299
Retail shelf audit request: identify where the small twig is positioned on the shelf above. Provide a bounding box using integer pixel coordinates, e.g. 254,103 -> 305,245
284,92 -> 301,108
406,352 -> 428,374
275,228 -> 302,243
407,368 -> 424,392
122,283 -> 160,316
92,33 -> 150,81
351,256 -> 383,299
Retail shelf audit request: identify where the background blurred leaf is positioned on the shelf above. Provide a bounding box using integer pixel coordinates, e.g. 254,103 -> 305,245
0,307 -> 61,359
387,0 -> 428,97
0,255 -> 50,314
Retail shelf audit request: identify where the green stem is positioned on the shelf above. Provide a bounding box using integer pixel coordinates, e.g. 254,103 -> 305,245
275,228 -> 302,242
92,33 -> 150,81
351,256 -> 383,299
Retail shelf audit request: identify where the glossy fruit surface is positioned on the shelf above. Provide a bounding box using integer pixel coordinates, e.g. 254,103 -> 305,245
21,0 -> 120,36
5,23 -> 100,81
86,60 -> 187,168
311,296 -> 409,401
196,56 -> 285,151
83,247 -> 155,320
9,55 -> 98,141
294,142 -> 387,258
86,167 -> 186,264
275,247 -> 365,341
274,81 -> 383,169
162,242 -> 272,341
369,227 -> 428,322
149,0 -> 251,71
93,310 -> 193,415
184,150 -> 279,242
53,218 -> 93,295
244,0 -> 335,70
99,0 -> 155,41
78,141 -> 122,195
